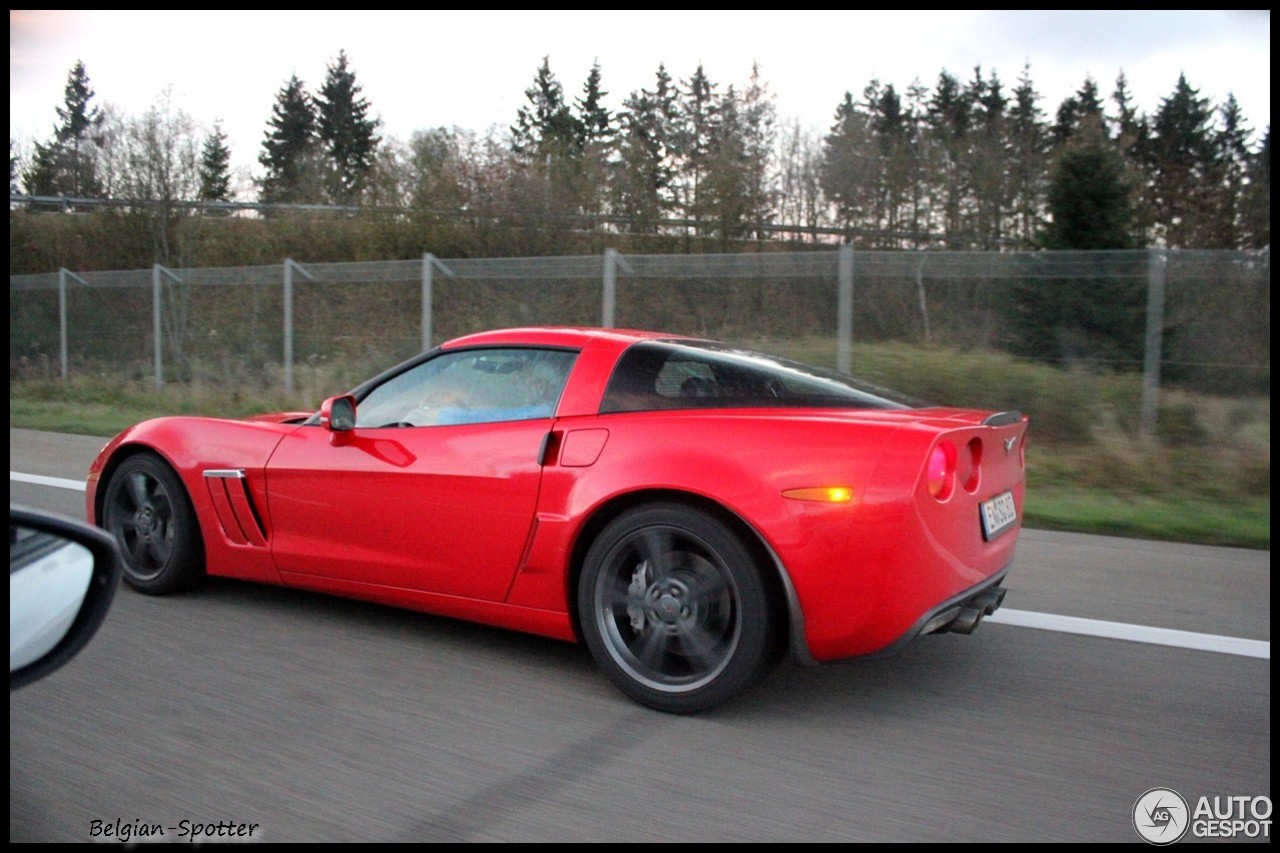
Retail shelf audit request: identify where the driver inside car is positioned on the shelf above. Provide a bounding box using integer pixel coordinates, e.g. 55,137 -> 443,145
400,359 -> 558,427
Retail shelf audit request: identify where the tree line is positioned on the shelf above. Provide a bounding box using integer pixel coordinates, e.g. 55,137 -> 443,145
11,55 -> 1271,255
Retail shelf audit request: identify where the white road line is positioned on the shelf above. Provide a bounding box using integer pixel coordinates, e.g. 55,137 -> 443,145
8,469 -> 1271,661
988,608 -> 1269,660
10,471 -> 87,492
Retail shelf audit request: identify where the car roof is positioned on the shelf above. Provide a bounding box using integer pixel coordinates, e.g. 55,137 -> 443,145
441,327 -> 679,350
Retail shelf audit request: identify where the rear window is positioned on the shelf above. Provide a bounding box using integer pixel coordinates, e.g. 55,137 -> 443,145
600,341 -> 915,413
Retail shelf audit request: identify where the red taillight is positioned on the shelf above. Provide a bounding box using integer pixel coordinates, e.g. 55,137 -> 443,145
926,442 -> 956,500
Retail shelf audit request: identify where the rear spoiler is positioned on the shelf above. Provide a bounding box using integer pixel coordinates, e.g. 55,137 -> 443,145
981,411 -> 1023,427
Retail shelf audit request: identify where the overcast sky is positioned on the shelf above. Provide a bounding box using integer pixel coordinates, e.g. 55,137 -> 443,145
9,10 -> 1272,181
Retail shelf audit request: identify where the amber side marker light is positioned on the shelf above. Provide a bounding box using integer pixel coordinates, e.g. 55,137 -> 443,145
783,487 -> 855,503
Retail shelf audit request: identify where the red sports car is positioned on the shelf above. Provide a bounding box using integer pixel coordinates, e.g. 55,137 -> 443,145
86,327 -> 1026,713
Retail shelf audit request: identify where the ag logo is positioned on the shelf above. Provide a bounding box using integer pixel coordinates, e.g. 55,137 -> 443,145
1134,787 -> 1190,844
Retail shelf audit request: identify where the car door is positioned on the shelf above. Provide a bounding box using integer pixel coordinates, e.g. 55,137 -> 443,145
265,347 -> 576,602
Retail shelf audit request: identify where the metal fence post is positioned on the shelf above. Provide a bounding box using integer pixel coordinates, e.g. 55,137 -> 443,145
422,253 -> 434,351
283,261 -> 291,392
282,259 -> 317,393
421,254 -> 455,351
283,260 -> 294,393
152,264 -> 164,389
1140,249 -> 1167,439
837,244 -> 854,375
602,249 -> 618,328
58,268 -> 69,380
602,249 -> 633,329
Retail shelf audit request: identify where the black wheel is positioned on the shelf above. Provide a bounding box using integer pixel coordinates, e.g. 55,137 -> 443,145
102,453 -> 204,594
578,503 -> 778,713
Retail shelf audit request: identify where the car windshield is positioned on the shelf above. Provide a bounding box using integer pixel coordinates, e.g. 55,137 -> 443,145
600,340 -> 918,413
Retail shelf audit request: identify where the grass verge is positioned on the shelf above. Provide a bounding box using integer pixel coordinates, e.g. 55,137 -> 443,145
1025,488 -> 1269,550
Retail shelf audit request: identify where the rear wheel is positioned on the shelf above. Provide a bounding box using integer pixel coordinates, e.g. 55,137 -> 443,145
102,454 -> 204,594
578,503 -> 778,713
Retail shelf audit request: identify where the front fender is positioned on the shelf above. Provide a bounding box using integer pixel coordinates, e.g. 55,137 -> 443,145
88,417 -> 304,584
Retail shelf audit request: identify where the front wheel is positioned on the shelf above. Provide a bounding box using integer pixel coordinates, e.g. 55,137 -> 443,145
578,503 -> 779,713
102,453 -> 204,594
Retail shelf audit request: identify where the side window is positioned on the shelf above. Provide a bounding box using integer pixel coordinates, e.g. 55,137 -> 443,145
355,348 -> 576,428
601,345 -> 760,411
600,341 -> 910,413
655,359 -> 717,397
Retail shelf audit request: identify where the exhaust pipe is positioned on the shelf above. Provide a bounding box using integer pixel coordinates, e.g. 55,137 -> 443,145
927,585 -> 1007,635
972,586 -> 1006,615
947,605 -> 985,634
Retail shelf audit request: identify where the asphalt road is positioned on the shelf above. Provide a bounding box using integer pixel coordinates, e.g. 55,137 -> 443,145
10,429 -> 1271,842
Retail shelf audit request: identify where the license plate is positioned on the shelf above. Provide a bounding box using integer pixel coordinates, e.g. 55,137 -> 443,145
980,491 -> 1018,541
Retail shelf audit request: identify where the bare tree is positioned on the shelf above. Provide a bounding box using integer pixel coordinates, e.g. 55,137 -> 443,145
775,119 -> 827,241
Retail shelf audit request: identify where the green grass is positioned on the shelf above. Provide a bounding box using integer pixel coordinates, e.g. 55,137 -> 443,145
10,376 -> 318,437
10,343 -> 1271,550
1025,488 -> 1270,550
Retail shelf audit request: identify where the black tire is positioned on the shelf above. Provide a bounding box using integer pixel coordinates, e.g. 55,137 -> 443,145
102,453 -> 204,594
578,503 -> 778,713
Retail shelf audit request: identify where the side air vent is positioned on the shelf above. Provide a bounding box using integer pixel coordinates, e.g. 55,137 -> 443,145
203,469 -> 267,546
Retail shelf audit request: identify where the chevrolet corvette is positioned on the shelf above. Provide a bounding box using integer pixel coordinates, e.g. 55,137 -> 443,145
86,327 -> 1026,713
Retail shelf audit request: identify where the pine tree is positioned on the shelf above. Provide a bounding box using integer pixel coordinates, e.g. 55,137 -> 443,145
1210,94 -> 1251,248
1241,126 -> 1269,249
855,79 -> 891,242
1111,72 -> 1145,145
1148,74 -> 1217,247
674,64 -> 719,229
740,62 -> 777,238
1006,120 -> 1142,366
1052,76 -> 1106,145
1111,72 -> 1154,244
575,60 -> 612,148
702,85 -> 751,240
820,91 -> 875,236
23,141 -> 60,197
926,70 -> 972,244
1043,123 -> 1135,250
316,50 -> 380,205
55,61 -> 101,144
652,63 -> 680,156
902,79 -> 932,245
198,121 -> 233,204
869,82 -> 919,246
613,65 -> 676,232
574,60 -> 612,220
969,67 -> 1009,249
511,57 -> 581,162
23,60 -> 104,198
1006,64 -> 1049,247
510,57 -> 589,228
258,74 -> 319,204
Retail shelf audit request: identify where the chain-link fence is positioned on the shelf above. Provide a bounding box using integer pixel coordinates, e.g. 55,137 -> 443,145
10,248 -> 1270,428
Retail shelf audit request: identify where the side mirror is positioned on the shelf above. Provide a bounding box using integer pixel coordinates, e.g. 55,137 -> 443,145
320,395 -> 357,432
10,506 -> 122,690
